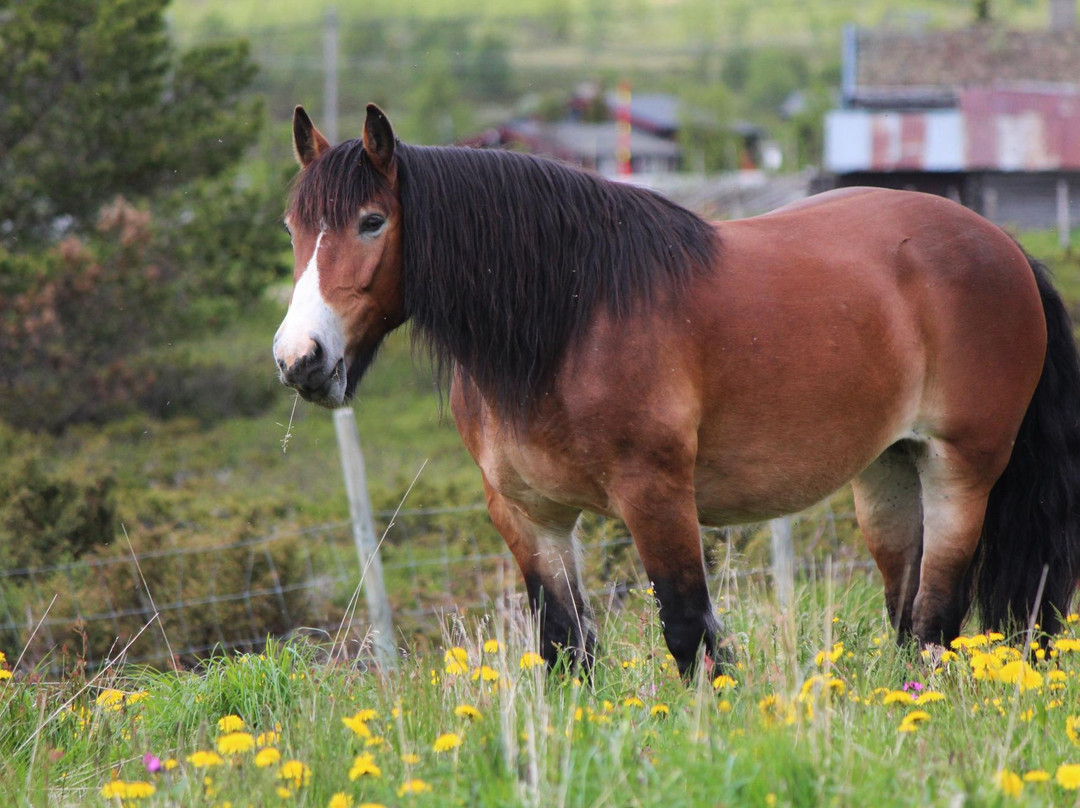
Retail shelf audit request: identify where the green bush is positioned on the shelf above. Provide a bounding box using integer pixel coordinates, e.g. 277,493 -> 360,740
0,457 -> 117,572
0,186 -> 287,433
2,527 -> 332,671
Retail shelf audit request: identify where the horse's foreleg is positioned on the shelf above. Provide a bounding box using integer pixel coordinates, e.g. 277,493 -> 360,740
483,479 -> 596,669
614,481 -> 729,678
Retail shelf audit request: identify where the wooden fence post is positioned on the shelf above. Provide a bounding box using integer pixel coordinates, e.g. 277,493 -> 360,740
769,516 -> 795,610
333,407 -> 396,669
1058,178 -> 1071,251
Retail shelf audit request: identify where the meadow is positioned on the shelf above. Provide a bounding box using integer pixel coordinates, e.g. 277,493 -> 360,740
3,572 -> 1080,807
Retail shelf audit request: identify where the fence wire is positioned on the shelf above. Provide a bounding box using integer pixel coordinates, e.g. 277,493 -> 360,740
0,504 -> 872,672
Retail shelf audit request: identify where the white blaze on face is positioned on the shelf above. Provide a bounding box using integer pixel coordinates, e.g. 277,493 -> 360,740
273,230 -> 347,371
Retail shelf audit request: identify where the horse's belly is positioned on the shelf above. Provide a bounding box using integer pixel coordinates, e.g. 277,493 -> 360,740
693,456 -> 865,526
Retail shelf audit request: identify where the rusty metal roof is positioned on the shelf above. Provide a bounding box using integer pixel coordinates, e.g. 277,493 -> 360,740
855,26 -> 1080,94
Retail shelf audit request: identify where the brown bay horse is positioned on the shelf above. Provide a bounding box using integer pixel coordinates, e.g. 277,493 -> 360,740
274,104 -> 1080,676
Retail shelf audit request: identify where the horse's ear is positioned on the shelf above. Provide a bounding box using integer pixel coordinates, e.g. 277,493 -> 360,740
363,103 -> 397,182
293,105 -> 331,168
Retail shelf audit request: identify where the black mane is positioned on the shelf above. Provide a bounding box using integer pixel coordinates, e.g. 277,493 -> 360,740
290,141 -> 721,417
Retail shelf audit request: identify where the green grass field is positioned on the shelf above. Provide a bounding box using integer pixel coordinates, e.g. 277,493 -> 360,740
3,574 -> 1080,807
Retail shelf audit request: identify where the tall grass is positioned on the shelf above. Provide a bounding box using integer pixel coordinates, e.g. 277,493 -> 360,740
3,572 -> 1079,806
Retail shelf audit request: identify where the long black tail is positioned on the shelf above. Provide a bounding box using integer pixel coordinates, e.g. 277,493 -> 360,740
971,255 -> 1080,635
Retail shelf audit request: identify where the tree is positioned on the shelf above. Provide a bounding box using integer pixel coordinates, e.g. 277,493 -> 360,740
0,0 -> 260,247
677,83 -> 738,173
0,0 -> 286,432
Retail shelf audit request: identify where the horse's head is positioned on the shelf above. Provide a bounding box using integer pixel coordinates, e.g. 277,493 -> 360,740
273,104 -> 405,407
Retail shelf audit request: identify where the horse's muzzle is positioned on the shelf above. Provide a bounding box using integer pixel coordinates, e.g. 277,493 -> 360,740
275,338 -> 347,407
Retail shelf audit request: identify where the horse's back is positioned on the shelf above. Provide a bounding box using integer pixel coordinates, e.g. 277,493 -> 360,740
686,189 -> 1045,521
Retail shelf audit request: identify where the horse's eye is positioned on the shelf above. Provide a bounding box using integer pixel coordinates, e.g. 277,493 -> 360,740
359,214 -> 385,235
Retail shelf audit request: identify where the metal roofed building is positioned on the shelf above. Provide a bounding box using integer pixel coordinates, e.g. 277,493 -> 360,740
821,8 -> 1080,231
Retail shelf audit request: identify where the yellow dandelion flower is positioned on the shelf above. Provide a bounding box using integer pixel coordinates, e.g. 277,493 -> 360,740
623,696 -> 645,708
519,652 -> 545,670
897,710 -> 931,733
1055,639 -> 1080,653
444,647 -> 469,675
1067,715 -> 1080,746
328,794 -> 354,808
987,631 -> 1005,642
348,752 -> 382,780
276,786 -> 292,799
95,689 -> 128,711
277,760 -> 311,788
397,778 -> 432,796
995,770 -> 1023,798
100,780 -> 156,800
997,661 -> 1043,691
0,670 -> 11,681
1067,613 -> 1079,623
257,731 -> 280,747
718,699 -> 733,713
0,651 -> 5,663
255,748 -> 281,768
951,635 -> 987,651
454,704 -> 482,720
483,639 -> 500,653
814,642 -> 844,666
217,715 -> 245,733
712,674 -> 737,690
1055,764 -> 1080,790
187,750 -> 224,768
800,674 -> 845,701
433,732 -> 462,752
970,652 -> 1003,680
471,665 -> 499,682
359,804 -> 388,808
342,713 -> 372,737
1023,769 -> 1051,782
365,736 -> 385,748
216,731 -> 255,755
650,704 -> 670,717
915,691 -> 946,705
401,753 -> 420,764
882,690 -> 914,705
759,694 -> 797,726
163,758 -> 178,771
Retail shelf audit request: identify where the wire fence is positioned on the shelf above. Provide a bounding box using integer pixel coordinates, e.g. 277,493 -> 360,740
0,501 -> 875,673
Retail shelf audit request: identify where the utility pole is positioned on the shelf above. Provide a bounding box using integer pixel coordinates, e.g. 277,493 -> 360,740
323,8 -> 339,145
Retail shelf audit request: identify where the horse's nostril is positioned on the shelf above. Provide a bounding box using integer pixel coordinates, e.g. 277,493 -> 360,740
277,357 -> 287,372
310,337 -> 324,362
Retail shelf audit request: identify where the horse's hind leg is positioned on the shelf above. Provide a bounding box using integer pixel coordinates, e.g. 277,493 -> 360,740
483,480 -> 596,669
852,442 -> 924,638
911,438 -> 1000,643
